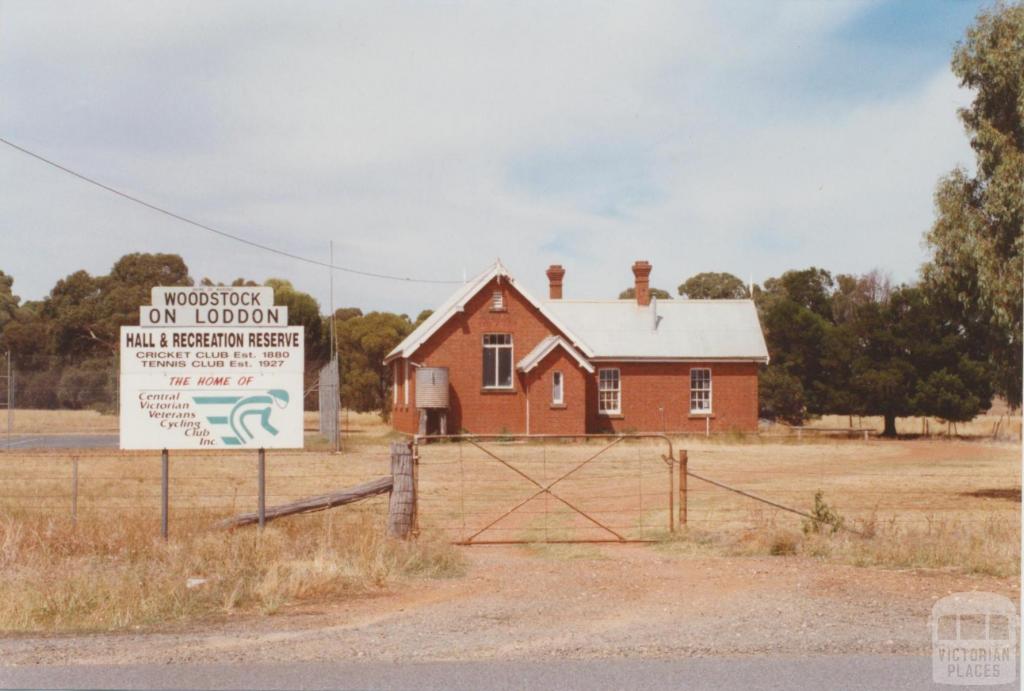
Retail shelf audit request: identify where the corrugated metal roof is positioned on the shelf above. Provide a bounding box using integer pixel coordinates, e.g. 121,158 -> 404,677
542,298 -> 769,361
517,335 -> 595,373
385,261 -> 769,364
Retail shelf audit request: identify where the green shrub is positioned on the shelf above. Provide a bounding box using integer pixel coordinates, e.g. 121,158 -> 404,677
802,491 -> 845,535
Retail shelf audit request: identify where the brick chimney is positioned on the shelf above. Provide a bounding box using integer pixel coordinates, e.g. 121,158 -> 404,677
546,264 -> 565,300
632,260 -> 652,306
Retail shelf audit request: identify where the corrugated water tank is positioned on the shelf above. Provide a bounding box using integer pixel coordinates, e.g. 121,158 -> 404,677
415,367 -> 449,409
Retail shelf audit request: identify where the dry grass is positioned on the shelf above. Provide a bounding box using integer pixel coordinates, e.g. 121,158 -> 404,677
0,413 -> 1018,632
802,411 -> 1021,439
0,507 -> 462,633
0,416 -> 458,634
9,409 -> 119,434
723,511 -> 1020,577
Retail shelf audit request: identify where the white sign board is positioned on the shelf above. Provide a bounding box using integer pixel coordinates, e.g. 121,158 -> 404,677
120,287 -> 304,450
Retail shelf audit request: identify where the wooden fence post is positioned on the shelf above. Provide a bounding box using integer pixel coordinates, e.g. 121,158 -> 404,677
388,441 -> 415,538
411,439 -> 420,536
678,449 -> 688,528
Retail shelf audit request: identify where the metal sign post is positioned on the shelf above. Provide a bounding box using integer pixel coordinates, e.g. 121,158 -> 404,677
161,448 -> 169,540
258,448 -> 266,530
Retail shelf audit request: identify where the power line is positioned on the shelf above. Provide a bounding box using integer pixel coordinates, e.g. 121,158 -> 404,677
0,136 -> 462,285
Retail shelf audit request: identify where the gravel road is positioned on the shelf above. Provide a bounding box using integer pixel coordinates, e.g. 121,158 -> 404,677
0,546 -> 1016,669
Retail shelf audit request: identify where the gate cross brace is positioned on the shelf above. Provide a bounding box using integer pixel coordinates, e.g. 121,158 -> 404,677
461,437 -> 627,544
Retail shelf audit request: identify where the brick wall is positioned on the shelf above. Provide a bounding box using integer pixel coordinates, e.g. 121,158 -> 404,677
523,347 -> 588,435
391,277 -> 574,434
587,361 -> 759,433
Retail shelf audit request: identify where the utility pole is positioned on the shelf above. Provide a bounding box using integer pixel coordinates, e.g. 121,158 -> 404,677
329,241 -> 340,452
329,240 -> 336,357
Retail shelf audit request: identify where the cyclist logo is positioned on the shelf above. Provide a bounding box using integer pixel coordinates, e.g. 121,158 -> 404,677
193,389 -> 291,446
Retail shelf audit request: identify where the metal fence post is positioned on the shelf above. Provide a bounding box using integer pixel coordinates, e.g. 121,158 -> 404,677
679,449 -> 688,528
161,448 -> 169,540
258,448 -> 266,530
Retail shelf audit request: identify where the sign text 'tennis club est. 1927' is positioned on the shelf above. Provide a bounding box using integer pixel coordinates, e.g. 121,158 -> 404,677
119,287 -> 305,450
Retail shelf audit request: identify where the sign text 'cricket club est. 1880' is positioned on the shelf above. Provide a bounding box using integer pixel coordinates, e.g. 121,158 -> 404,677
120,286 -> 304,450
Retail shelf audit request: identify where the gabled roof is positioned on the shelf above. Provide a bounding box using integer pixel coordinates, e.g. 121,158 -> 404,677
542,298 -> 769,362
384,261 -> 593,363
517,335 -> 595,374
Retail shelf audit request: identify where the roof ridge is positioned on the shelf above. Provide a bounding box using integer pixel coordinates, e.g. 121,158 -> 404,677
544,298 -> 755,304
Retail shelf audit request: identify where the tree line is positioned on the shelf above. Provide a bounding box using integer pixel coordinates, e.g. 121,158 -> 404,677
0,253 -> 430,416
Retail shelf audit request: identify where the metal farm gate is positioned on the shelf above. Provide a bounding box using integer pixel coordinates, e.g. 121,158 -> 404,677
414,434 -> 680,544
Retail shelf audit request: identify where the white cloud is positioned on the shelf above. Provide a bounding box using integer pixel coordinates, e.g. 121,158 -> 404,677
0,1 -> 974,313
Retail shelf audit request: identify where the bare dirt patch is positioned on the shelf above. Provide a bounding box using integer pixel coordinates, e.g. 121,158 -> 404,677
0,544 -> 1017,666
960,488 -> 1021,502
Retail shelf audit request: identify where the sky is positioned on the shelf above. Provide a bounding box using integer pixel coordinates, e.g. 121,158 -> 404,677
0,1 -> 986,315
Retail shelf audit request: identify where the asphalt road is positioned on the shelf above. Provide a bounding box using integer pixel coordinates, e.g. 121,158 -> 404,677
0,656 -> 1017,690
3,433 -> 118,449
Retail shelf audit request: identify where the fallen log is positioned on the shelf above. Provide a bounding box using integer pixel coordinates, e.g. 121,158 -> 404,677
216,476 -> 393,530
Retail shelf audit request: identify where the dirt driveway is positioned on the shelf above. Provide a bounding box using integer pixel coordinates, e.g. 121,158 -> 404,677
1,544 -> 1017,666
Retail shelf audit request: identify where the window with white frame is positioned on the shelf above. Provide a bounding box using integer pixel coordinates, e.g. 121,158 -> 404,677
404,360 -> 410,406
392,362 -> 398,405
598,368 -> 620,414
690,368 -> 712,414
482,334 -> 513,389
552,371 -> 564,405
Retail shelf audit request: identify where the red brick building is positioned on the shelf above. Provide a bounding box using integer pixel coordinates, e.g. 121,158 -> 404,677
386,261 -> 769,435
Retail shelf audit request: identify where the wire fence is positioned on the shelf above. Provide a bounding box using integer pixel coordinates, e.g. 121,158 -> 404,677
0,434 -> 1019,544
0,447 -> 393,536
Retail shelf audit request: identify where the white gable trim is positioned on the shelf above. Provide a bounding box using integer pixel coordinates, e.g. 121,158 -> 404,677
384,261 -> 594,364
517,336 -> 595,374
